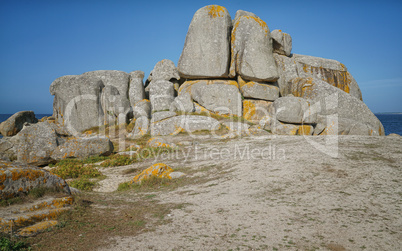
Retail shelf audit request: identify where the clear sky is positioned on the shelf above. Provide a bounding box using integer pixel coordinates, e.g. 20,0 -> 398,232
0,0 -> 401,114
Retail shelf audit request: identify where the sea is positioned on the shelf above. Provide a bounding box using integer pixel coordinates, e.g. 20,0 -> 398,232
0,113 -> 401,138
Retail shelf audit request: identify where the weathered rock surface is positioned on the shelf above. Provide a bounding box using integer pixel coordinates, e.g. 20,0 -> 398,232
274,54 -> 362,100
170,92 -> 195,113
133,99 -> 151,119
147,59 -> 180,82
51,136 -> 113,160
149,80 -> 175,112
151,111 -> 177,123
83,70 -> 131,122
0,138 -> 16,161
223,122 -> 250,133
273,96 -> 317,124
101,85 -> 125,125
229,14 -> 279,81
127,116 -> 150,139
238,76 -> 279,101
290,77 -> 384,135
0,111 -> 38,137
271,29 -> 292,56
243,100 -> 273,123
0,160 -> 71,200
14,122 -> 61,166
129,71 -> 146,108
233,10 -> 258,21
179,80 -> 242,116
178,5 -> 232,78
50,75 -> 105,134
151,115 -> 221,136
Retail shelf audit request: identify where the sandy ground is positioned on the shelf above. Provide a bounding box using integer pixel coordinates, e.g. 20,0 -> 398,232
97,135 -> 401,250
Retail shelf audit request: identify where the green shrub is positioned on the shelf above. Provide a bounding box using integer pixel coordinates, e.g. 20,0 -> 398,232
68,178 -> 97,191
0,236 -> 30,250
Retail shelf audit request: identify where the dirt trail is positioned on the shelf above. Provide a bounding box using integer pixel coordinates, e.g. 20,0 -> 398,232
97,135 -> 401,250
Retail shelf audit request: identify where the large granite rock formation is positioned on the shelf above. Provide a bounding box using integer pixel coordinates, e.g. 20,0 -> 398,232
149,80 -> 175,112
0,111 -> 38,137
178,5 -> 232,78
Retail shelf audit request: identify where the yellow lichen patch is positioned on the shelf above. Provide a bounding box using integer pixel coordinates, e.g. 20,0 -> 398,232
17,220 -> 58,237
245,16 -> 269,36
178,80 -> 201,96
147,138 -> 174,148
243,100 -> 256,121
206,5 -> 226,18
297,125 -> 313,135
131,163 -> 173,184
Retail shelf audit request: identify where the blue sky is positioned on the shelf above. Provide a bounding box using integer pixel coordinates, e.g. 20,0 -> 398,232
0,0 -> 401,114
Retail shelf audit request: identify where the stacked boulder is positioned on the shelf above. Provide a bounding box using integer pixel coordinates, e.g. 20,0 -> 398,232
46,4 -> 384,137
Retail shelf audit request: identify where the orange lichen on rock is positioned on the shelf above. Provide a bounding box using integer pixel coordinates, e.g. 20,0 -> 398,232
131,163 -> 173,184
206,5 -> 226,18
243,100 -> 256,121
17,220 -> 58,237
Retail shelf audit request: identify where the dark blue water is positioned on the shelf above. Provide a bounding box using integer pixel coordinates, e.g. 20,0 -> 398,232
0,114 -> 52,139
375,113 -> 402,136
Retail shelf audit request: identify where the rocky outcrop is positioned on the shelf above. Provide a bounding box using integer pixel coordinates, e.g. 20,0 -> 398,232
0,160 -> 71,200
51,136 -> 113,160
290,77 -> 384,135
178,5 -> 232,78
229,14 -> 278,81
271,29 -> 292,56
0,111 -> 38,137
151,115 -> 221,136
274,54 -> 362,100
